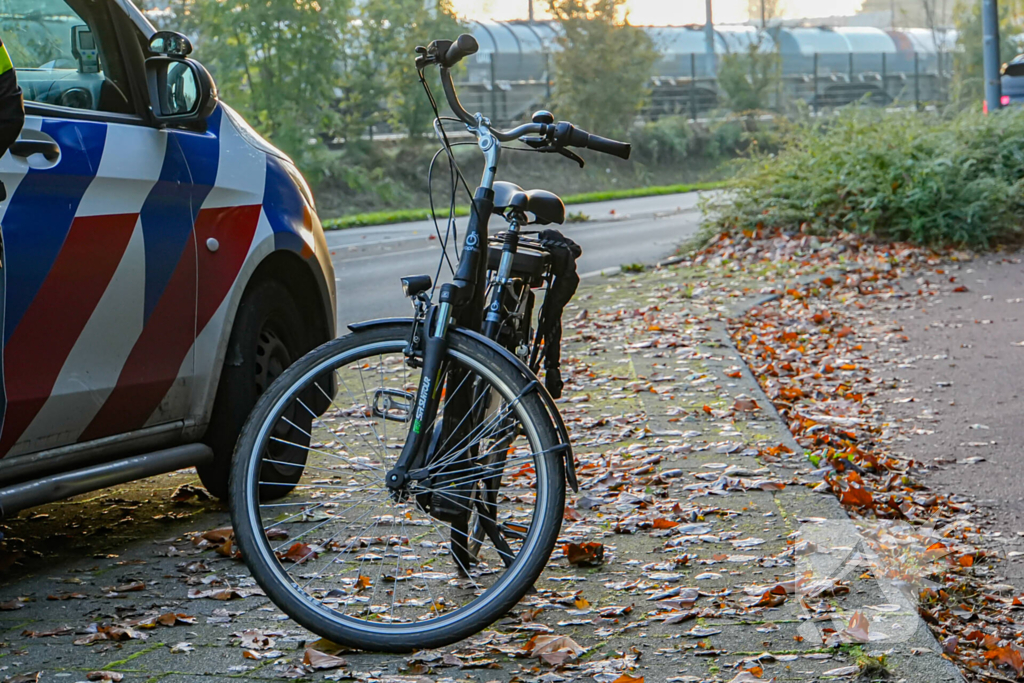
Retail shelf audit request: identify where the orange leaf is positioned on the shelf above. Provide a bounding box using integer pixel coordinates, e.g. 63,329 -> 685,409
652,518 -> 678,530
281,543 -> 318,564
564,542 -> 604,567
958,554 -> 975,567
756,592 -> 786,607
612,676 -> 644,683
839,483 -> 875,509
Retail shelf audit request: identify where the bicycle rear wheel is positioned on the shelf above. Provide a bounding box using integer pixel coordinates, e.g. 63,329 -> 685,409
229,322 -> 565,652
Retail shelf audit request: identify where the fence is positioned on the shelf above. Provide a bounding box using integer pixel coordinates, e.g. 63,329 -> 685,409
451,51 -> 952,127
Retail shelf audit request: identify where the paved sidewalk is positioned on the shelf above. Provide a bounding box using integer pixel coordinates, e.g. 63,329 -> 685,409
0,264 -> 958,683
872,253 -> 1024,587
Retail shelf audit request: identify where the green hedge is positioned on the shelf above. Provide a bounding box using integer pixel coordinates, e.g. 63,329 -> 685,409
706,106 -> 1024,248
321,181 -> 728,230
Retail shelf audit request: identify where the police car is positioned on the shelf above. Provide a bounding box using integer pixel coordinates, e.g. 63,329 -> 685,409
0,0 -> 336,511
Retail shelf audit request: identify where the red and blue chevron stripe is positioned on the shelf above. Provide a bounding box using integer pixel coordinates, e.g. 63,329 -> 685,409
0,104 -> 313,458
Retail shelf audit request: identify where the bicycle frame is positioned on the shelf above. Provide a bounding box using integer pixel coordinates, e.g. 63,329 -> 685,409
384,67 -> 546,494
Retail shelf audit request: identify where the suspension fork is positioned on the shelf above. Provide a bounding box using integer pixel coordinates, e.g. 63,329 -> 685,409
482,215 -> 522,342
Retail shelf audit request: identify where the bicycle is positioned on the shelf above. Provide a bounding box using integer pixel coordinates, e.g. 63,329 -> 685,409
228,34 -> 632,652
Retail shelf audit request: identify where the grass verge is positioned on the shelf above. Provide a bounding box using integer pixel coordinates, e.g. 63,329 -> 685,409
320,180 -> 728,230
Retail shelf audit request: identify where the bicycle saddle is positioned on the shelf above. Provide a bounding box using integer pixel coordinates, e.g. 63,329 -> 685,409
492,181 -> 565,225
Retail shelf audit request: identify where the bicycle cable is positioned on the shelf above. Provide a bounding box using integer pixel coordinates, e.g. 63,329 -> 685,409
426,142 -> 477,281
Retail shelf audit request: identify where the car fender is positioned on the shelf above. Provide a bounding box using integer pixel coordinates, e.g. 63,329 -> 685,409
186,116 -> 335,439
347,318 -> 578,491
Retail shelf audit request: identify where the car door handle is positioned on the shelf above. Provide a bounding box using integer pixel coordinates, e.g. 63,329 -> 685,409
10,140 -> 61,162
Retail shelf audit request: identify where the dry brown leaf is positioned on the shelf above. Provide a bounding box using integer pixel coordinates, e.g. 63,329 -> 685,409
303,648 -> 349,670
525,634 -> 585,665
86,672 -> 124,682
841,611 -> 870,643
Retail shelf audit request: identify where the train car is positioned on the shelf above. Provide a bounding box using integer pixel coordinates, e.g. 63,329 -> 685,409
458,21 -> 956,122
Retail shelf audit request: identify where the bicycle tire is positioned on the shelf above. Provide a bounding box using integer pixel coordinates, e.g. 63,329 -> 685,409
229,322 -> 565,652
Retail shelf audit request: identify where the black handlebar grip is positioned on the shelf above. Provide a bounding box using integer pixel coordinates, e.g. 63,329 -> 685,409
444,34 -> 479,67
565,125 -> 631,160
583,132 -> 631,160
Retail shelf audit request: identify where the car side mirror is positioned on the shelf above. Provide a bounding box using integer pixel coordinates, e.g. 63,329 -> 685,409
149,31 -> 193,58
145,56 -> 217,127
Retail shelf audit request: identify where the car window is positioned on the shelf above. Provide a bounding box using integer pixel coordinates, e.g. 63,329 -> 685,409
2,0 -> 135,115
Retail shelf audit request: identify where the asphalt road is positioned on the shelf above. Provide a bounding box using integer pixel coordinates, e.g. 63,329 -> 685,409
326,191 -> 708,327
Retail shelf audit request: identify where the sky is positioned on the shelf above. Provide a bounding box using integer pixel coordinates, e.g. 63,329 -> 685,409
451,0 -> 866,24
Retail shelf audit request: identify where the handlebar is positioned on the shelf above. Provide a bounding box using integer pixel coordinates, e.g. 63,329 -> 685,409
426,34 -> 631,161
558,123 -> 632,160
444,34 -> 478,68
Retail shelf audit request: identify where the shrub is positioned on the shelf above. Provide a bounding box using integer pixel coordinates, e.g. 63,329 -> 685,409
705,106 -> 1024,248
631,116 -> 693,166
717,41 -> 780,113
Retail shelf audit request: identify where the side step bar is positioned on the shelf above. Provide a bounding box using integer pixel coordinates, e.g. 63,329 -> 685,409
0,443 -> 214,519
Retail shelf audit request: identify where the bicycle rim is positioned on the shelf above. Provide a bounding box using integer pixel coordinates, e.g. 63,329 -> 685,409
231,331 -> 562,646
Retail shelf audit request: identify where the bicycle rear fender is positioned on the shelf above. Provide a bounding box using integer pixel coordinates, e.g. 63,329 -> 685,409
348,318 -> 578,492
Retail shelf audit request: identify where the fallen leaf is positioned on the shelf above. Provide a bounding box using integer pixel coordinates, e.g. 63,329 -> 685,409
840,611 -> 870,643
3,673 -> 41,683
564,542 -> 604,567
280,542 -> 318,564
303,647 -> 349,670
525,634 -> 585,666
733,398 -> 759,411
157,612 -> 196,627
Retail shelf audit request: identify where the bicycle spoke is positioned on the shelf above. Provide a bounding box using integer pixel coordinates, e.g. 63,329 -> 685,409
237,337 -> 558,641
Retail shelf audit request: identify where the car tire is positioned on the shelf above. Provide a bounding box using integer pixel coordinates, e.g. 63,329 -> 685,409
198,280 -> 312,500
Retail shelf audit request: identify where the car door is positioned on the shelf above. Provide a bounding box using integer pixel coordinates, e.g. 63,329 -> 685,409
0,0 -> 206,457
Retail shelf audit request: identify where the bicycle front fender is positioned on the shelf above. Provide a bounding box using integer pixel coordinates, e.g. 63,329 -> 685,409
454,327 -> 577,493
345,317 -> 577,492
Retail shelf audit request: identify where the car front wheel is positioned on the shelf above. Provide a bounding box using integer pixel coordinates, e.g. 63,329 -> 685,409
198,280 -> 311,500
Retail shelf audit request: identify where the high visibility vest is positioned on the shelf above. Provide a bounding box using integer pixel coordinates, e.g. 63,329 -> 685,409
0,38 -> 12,77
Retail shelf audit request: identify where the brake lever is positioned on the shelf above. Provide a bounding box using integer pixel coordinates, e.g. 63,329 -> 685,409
415,46 -> 432,70
557,148 -> 585,168
521,139 -> 586,168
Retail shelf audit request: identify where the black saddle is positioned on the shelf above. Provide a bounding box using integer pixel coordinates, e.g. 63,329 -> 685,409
491,181 -> 565,225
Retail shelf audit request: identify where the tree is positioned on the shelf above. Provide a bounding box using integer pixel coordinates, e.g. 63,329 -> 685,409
746,0 -> 780,26
340,0 -> 463,140
154,0 -> 352,171
951,0 -> 1022,106
547,0 -> 658,138
130,0 -> 462,172
718,39 -> 780,113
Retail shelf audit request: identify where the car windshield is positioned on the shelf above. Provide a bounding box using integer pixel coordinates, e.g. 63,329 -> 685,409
0,0 -> 82,70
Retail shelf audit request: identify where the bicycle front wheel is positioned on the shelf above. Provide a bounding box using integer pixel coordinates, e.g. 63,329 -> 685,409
229,322 -> 565,652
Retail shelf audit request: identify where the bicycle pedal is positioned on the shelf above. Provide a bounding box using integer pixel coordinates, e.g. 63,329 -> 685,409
371,388 -> 414,422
